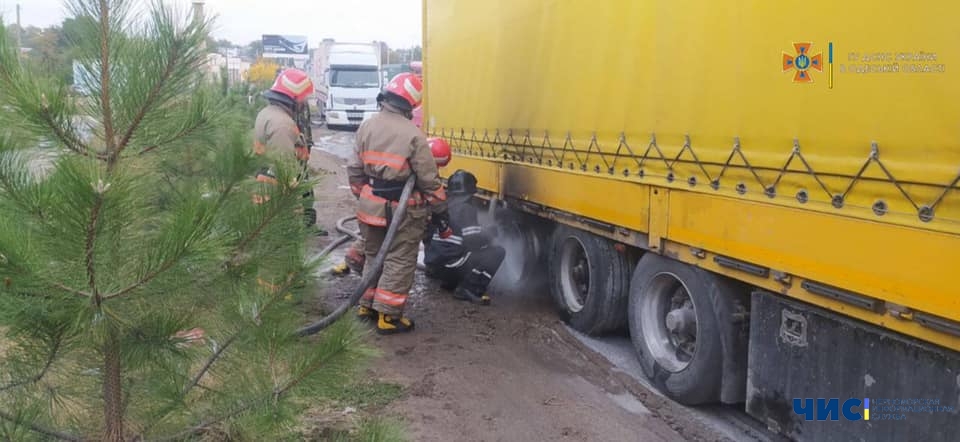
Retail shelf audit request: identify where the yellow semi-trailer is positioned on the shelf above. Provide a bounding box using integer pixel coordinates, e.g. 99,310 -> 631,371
422,0 -> 960,440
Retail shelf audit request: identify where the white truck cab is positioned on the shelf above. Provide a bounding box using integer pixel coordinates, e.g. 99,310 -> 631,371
323,43 -> 382,130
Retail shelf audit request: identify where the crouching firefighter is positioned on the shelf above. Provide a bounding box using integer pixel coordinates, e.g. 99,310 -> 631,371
333,137 -> 452,276
423,170 -> 505,305
347,72 -> 450,335
253,68 -> 322,232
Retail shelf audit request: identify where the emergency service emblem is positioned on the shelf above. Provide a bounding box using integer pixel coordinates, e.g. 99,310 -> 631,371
783,43 -> 823,83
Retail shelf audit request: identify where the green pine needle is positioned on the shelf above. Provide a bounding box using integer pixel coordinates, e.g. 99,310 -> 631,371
0,1 -> 379,440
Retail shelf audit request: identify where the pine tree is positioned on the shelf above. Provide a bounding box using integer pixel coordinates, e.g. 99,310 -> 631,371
0,1 -> 372,440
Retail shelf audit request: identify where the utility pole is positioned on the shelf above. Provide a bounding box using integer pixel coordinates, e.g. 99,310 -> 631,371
191,1 -> 206,52
191,1 -> 205,24
15,3 -> 23,60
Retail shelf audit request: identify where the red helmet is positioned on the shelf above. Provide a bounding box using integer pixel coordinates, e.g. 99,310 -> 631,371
383,72 -> 423,109
428,137 -> 451,167
270,68 -> 314,102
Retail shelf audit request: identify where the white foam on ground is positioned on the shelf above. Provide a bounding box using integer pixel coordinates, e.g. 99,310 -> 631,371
608,391 -> 652,415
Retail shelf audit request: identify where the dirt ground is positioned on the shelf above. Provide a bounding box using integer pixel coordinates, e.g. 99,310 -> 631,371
303,128 -> 735,442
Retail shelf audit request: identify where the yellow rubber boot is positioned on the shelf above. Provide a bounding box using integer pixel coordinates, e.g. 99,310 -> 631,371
331,262 -> 351,276
357,306 -> 377,321
376,313 -> 415,335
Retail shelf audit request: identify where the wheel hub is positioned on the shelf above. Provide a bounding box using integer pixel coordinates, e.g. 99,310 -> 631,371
638,272 -> 699,372
559,237 -> 590,313
572,260 -> 589,294
665,306 -> 696,336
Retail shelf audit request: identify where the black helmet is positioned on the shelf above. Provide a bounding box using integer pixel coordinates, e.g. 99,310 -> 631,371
447,169 -> 477,195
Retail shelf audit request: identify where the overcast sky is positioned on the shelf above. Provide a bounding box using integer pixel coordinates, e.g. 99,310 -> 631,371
1,0 -> 423,48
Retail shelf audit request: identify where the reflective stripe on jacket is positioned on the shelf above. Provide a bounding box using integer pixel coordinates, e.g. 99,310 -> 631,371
347,108 -> 447,226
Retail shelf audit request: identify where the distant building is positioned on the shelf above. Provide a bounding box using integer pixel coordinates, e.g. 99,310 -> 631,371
204,53 -> 251,86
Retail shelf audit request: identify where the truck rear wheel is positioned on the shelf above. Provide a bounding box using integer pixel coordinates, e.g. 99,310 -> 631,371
548,225 -> 630,335
628,253 -> 744,405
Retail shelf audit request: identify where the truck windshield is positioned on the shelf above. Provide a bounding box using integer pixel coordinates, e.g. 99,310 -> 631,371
330,69 -> 380,88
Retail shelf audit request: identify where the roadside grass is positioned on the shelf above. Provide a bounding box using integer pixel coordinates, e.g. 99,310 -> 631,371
329,380 -> 405,410
298,379 -> 408,441
330,417 -> 406,442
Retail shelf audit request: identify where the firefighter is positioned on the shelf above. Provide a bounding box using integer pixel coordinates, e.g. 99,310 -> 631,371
347,73 -> 450,335
423,169 -> 505,305
332,137 -> 452,277
253,68 -> 324,232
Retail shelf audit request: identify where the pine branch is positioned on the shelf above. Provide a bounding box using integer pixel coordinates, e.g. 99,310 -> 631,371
136,118 -> 210,156
102,324 -> 124,442
105,173 -> 247,302
182,333 -> 238,397
147,398 -> 266,442
138,331 -> 238,437
137,145 -> 160,156
86,193 -> 104,305
229,189 -> 302,265
144,271 -> 305,435
0,44 -> 96,159
150,335 -> 355,442
105,182 -> 240,301
53,282 -> 91,299
36,107 -> 100,161
0,409 -> 81,442
276,354 -> 330,398
0,337 -> 62,392
102,258 -> 178,301
117,40 -> 182,155
98,0 -> 118,169
177,272 -> 302,399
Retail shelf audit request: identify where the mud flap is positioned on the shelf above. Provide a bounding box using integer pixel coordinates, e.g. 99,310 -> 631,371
745,291 -> 960,442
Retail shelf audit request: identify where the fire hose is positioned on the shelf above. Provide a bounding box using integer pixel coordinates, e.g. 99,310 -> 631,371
297,175 -> 417,337
326,215 -> 427,271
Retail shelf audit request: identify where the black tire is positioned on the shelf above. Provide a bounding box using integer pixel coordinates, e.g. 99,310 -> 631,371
628,253 -> 741,405
547,225 -> 630,335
